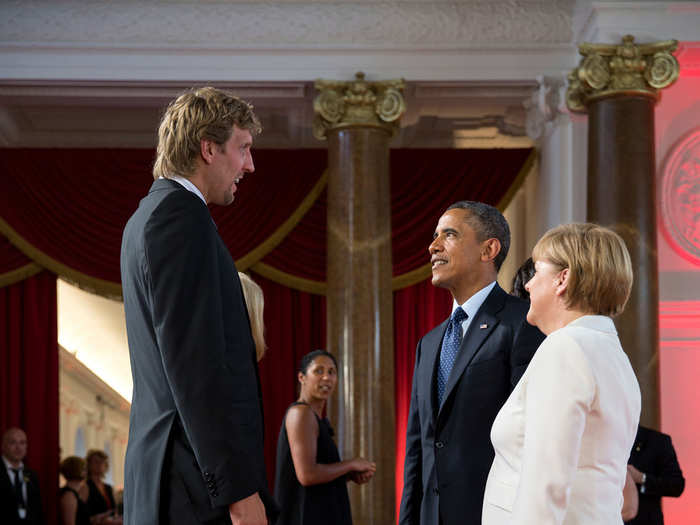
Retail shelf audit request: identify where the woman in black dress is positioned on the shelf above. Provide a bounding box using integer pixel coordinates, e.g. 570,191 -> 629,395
274,350 -> 376,525
85,449 -> 120,523
59,456 -> 90,525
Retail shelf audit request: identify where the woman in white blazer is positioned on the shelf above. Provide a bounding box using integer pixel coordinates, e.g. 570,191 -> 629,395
482,223 -> 641,525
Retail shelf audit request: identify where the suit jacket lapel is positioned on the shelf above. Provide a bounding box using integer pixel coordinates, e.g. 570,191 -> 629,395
424,319 -> 449,419
438,285 -> 506,416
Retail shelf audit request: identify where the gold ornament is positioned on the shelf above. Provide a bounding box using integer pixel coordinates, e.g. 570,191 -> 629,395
646,52 -> 678,89
314,89 -> 345,123
313,72 -> 406,140
567,35 -> 679,112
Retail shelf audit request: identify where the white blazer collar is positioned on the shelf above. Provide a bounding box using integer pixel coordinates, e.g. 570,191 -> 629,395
567,314 -> 617,334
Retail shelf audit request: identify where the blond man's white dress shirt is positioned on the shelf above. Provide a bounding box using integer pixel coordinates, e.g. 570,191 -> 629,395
482,315 -> 641,525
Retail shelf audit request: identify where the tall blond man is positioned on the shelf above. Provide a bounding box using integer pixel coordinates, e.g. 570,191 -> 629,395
121,88 -> 277,525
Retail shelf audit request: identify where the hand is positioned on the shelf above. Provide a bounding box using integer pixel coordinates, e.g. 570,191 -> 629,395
349,470 -> 374,485
229,492 -> 267,525
350,458 -> 377,474
627,464 -> 644,484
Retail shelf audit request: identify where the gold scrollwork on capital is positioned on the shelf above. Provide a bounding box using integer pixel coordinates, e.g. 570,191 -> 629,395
313,72 -> 406,140
566,35 -> 679,112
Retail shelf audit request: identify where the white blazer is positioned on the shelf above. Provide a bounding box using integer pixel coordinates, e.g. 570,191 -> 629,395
482,315 -> 641,525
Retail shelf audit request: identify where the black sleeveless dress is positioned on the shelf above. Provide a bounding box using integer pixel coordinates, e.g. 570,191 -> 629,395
59,486 -> 91,525
274,402 -> 352,525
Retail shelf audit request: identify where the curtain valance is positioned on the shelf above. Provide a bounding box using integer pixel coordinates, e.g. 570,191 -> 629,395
0,148 -> 533,296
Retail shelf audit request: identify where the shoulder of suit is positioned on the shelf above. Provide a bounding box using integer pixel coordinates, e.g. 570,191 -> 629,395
145,187 -> 211,234
158,182 -> 207,210
499,292 -> 530,316
639,425 -> 672,442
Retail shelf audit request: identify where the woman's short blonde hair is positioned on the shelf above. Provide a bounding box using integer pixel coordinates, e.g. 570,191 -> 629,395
532,222 -> 633,317
239,272 -> 266,361
153,87 -> 261,180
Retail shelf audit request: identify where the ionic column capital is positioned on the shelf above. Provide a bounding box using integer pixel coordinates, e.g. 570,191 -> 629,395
567,35 -> 679,112
313,71 -> 406,139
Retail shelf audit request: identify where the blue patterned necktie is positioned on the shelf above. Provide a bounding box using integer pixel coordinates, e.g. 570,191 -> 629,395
437,307 -> 468,405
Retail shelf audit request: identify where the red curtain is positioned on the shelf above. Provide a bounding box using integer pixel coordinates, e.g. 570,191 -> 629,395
0,148 -> 531,286
262,148 -> 533,280
0,149 -> 327,285
0,271 -> 59,525
254,272 -> 326,487
389,149 -> 530,275
393,279 -> 453,516
0,235 -> 33,273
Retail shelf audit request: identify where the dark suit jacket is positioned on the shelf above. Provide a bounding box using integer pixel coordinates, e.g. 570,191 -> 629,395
399,284 -> 544,525
626,425 -> 685,525
120,179 -> 277,524
0,464 -> 44,525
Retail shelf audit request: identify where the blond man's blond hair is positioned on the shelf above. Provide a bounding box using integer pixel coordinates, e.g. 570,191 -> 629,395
153,87 -> 261,180
239,272 -> 266,361
532,223 -> 633,317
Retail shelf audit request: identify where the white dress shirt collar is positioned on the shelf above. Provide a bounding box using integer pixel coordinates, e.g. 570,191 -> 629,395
2,455 -> 23,472
450,281 -> 497,337
162,175 -> 206,205
452,280 -> 497,320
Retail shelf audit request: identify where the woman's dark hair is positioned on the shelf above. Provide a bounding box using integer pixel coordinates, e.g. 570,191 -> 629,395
511,257 -> 535,301
298,349 -> 338,374
60,456 -> 86,481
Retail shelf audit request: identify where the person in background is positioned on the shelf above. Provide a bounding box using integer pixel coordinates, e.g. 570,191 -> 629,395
482,223 -> 641,524
239,272 -> 266,362
58,456 -> 90,525
0,427 -> 44,524
625,425 -> 685,524
510,257 -> 535,301
274,350 -> 376,525
85,450 -> 121,525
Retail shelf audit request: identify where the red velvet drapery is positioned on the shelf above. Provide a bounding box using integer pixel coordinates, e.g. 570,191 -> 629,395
0,148 -> 532,290
0,147 -> 533,521
0,235 -> 32,273
393,279 -> 453,516
254,274 -> 327,487
0,271 -> 59,525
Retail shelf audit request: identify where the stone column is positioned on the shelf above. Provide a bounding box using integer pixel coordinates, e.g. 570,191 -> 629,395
314,72 -> 405,525
567,35 -> 679,429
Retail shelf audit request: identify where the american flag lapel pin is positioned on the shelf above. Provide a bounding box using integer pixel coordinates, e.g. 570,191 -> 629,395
480,323 -> 488,329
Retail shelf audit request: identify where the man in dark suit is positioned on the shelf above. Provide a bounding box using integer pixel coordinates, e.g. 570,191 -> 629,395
0,428 -> 44,524
399,201 -> 544,525
121,87 -> 277,525
625,425 -> 685,524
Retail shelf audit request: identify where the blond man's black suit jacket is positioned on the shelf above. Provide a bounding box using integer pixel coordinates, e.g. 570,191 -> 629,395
399,284 -> 544,525
120,179 -> 277,524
